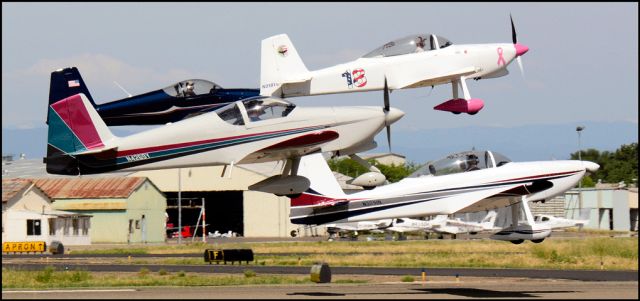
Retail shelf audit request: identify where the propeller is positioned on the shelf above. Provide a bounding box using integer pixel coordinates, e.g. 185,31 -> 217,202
510,14 -> 528,78
383,78 -> 392,153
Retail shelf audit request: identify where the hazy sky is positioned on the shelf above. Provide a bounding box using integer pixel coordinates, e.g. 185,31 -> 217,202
2,3 -> 638,161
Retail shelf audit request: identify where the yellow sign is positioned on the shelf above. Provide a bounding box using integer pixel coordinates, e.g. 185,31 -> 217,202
2,241 -> 46,253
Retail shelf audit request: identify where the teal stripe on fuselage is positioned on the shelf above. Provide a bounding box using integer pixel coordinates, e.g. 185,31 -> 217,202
115,126 -> 323,165
48,106 -> 86,154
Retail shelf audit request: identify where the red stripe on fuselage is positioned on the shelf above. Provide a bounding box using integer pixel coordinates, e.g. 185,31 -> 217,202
489,170 -> 581,184
260,131 -> 339,151
51,94 -> 104,149
291,193 -> 343,207
116,126 -> 322,157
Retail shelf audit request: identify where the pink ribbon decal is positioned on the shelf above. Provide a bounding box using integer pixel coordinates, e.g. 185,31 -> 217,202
497,47 -> 506,66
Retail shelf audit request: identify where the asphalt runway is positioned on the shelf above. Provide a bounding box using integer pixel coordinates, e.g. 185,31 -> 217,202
2,262 -> 638,282
3,278 -> 638,299
4,235 -> 637,299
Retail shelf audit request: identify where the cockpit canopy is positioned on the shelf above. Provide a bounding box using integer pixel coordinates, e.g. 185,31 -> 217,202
362,34 -> 453,58
214,96 -> 296,126
409,150 -> 512,178
162,79 -> 223,97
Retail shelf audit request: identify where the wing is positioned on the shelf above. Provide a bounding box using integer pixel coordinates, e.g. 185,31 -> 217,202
389,66 -> 479,90
239,130 -> 339,163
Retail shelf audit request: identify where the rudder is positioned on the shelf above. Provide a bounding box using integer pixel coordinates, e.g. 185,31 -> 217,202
48,67 -> 96,124
46,93 -> 115,175
260,34 -> 311,96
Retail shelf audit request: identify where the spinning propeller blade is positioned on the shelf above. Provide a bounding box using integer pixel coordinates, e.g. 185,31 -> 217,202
383,78 -> 391,152
510,14 -> 527,79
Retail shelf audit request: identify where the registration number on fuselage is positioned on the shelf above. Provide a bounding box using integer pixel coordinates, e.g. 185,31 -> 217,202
361,200 -> 382,207
125,153 -> 150,162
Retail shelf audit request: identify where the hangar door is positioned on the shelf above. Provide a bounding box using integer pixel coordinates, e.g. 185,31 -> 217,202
165,191 -> 244,237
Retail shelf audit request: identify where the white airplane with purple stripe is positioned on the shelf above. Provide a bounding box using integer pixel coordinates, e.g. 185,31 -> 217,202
289,150 -> 599,244
45,93 -> 403,196
260,16 -> 529,115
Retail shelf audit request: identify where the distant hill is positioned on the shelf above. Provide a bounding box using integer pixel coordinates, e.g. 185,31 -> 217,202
3,121 -> 637,164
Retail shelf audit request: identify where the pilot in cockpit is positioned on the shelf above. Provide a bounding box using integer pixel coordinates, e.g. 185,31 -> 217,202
247,105 -> 264,121
184,81 -> 196,96
414,36 -> 426,53
465,154 -> 480,171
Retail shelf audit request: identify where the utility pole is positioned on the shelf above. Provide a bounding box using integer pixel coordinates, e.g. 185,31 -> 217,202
202,197 -> 206,243
178,168 -> 182,245
576,126 -> 585,213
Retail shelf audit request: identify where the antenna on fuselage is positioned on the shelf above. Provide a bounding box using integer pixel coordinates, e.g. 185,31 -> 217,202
114,81 -> 132,98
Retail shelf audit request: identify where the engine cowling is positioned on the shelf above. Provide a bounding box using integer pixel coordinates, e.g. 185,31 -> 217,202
347,171 -> 386,189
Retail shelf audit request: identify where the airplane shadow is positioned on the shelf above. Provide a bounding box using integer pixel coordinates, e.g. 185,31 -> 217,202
287,288 -> 577,298
412,288 -> 577,298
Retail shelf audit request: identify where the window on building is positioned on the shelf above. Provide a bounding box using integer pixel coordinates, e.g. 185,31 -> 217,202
135,220 -> 140,229
72,218 -> 79,236
129,219 -> 134,234
49,218 -> 56,235
82,218 -> 90,236
26,219 -> 41,236
64,218 -> 71,236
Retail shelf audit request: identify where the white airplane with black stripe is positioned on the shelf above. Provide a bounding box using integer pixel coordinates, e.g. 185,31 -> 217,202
289,150 -> 599,244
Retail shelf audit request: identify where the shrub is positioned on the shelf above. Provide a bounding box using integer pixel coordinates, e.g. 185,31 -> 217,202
177,270 -> 186,277
243,269 -> 256,278
138,267 -> 150,277
158,268 -> 168,276
401,275 -> 414,282
69,269 -> 91,282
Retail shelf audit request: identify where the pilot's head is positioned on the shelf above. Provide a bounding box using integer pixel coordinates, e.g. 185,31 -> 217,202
467,154 -> 479,166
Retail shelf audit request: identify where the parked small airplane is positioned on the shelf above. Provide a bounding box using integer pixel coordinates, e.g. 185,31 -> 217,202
323,219 -> 392,238
44,92 -> 404,196
48,67 -> 260,126
387,211 -> 499,235
289,150 -> 598,244
534,211 -> 591,230
260,16 -> 528,115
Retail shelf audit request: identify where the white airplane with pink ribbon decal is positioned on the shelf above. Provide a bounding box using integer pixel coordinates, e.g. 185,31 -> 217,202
260,16 -> 528,115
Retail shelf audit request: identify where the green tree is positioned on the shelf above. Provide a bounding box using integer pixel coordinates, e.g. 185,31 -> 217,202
570,142 -> 638,187
328,157 -> 420,184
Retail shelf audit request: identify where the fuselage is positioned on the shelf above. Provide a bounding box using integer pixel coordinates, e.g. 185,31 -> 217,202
62,99 -> 403,175
97,88 -> 260,126
291,160 -> 597,225
280,43 -> 518,97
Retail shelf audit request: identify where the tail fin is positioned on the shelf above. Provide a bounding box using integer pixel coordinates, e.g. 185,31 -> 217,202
289,153 -> 348,224
48,67 -> 97,124
46,93 -> 116,175
260,34 -> 311,96
293,152 -> 346,203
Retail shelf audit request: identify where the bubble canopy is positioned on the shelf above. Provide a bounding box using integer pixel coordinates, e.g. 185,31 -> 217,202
409,150 -> 512,178
162,79 -> 223,97
362,34 -> 453,58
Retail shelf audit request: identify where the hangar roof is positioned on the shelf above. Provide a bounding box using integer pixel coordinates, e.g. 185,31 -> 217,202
32,177 -> 148,199
2,178 -> 34,203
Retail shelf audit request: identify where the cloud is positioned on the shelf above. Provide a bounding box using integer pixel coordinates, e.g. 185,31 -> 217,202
18,53 -> 193,88
2,54 -> 197,129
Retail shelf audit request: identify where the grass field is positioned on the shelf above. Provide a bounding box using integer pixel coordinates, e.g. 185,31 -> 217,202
73,237 -> 638,270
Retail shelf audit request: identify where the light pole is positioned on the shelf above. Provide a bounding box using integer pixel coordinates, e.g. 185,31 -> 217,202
178,168 -> 182,245
576,126 -> 585,212
576,126 -> 584,162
